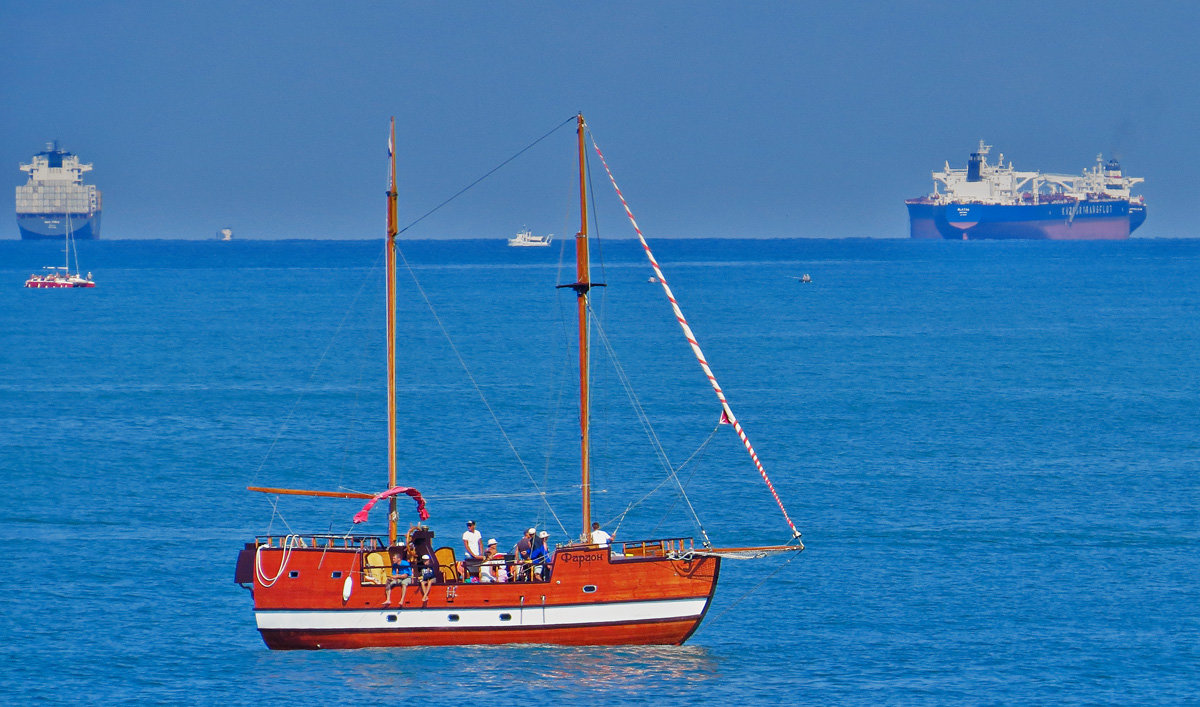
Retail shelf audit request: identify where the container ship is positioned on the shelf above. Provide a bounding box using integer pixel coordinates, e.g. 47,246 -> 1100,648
15,142 -> 102,240
906,142 -> 1146,240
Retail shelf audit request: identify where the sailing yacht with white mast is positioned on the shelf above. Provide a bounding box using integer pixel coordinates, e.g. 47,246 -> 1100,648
234,115 -> 801,649
25,214 -> 95,288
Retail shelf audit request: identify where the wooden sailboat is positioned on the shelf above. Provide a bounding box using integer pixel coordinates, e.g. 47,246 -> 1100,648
234,115 -> 801,649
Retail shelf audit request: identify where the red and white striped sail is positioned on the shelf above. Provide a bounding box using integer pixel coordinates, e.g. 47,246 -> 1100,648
589,133 -> 802,543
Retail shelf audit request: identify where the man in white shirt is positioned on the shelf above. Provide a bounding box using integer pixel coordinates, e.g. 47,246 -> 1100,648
462,520 -> 483,580
590,521 -> 612,547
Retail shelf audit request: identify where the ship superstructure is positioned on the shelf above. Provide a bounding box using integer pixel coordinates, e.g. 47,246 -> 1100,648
906,141 -> 1146,240
16,142 -> 102,240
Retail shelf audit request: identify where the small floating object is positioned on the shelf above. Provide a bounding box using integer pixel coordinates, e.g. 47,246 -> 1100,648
648,276 -> 659,283
788,274 -> 812,283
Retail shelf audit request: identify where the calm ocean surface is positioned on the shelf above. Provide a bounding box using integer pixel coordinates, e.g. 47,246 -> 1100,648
1,237 -> 1197,704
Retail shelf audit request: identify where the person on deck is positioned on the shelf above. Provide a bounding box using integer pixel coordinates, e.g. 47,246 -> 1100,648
590,522 -> 613,548
383,543 -> 412,606
462,520 -> 484,581
479,538 -> 500,582
531,531 -> 552,581
418,554 -> 437,601
513,528 -> 536,582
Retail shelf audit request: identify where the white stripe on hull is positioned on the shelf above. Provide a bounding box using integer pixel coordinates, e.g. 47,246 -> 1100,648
256,597 -> 708,632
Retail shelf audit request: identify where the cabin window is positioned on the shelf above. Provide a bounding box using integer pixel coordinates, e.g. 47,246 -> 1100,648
288,571 -> 300,579
582,585 -> 597,593
448,614 -> 460,622
499,613 -> 512,621
331,571 -> 343,579
387,615 -> 397,623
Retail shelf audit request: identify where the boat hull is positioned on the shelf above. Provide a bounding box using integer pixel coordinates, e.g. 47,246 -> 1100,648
258,603 -> 710,649
906,199 -> 1144,240
18,212 -> 101,240
240,541 -> 719,650
25,278 -> 94,288
905,202 -> 942,239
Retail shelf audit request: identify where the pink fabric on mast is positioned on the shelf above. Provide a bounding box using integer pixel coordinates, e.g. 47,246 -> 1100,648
352,485 -> 430,524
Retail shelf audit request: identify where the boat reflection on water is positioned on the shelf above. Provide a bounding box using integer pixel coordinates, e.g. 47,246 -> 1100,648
262,644 -> 720,695
513,645 -> 719,690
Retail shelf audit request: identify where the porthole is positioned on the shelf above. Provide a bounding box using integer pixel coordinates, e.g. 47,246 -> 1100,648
582,585 -> 597,593
499,613 -> 512,621
387,615 -> 397,623
331,571 -> 343,579
288,570 -> 300,579
448,614 -> 460,622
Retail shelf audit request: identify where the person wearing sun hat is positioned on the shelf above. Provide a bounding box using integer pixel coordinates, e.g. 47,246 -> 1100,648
531,530 -> 551,581
480,537 -> 500,582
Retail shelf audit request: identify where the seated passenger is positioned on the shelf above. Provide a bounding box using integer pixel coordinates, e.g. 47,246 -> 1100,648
479,538 -> 500,582
383,543 -> 412,606
418,553 -> 437,601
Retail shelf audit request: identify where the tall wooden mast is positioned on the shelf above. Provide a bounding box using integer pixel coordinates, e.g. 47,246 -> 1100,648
386,117 -> 399,545
574,113 -> 593,540
554,114 -> 603,541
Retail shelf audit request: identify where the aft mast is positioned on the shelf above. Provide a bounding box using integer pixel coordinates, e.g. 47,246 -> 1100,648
556,113 -> 596,541
386,117 -> 399,545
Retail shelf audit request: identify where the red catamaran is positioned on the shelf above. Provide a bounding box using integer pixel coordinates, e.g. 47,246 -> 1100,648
234,115 -> 802,649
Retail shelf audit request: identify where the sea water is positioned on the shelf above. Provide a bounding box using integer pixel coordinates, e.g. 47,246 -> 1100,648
0,237 -> 1197,704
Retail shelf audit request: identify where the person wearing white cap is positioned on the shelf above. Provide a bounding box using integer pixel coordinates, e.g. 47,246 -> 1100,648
480,538 -> 500,582
418,553 -> 436,601
531,531 -> 551,581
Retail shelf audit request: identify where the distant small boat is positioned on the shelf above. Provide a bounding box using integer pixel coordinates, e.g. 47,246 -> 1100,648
218,227 -> 233,241
507,228 -> 552,247
789,274 -> 812,283
25,267 -> 94,288
25,213 -> 94,288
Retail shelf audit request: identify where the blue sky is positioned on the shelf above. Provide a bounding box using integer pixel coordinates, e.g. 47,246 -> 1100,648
2,1 -> 1195,239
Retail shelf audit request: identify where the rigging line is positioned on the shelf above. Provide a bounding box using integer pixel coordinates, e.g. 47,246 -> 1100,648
704,551 -> 803,628
583,131 -> 608,304
588,304 -> 675,475
250,244 -> 387,502
396,115 -> 577,236
588,130 -> 803,542
265,495 -> 295,535
587,301 -> 710,545
542,238 -> 572,485
648,424 -> 721,537
392,242 -> 569,538
617,420 -> 721,528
